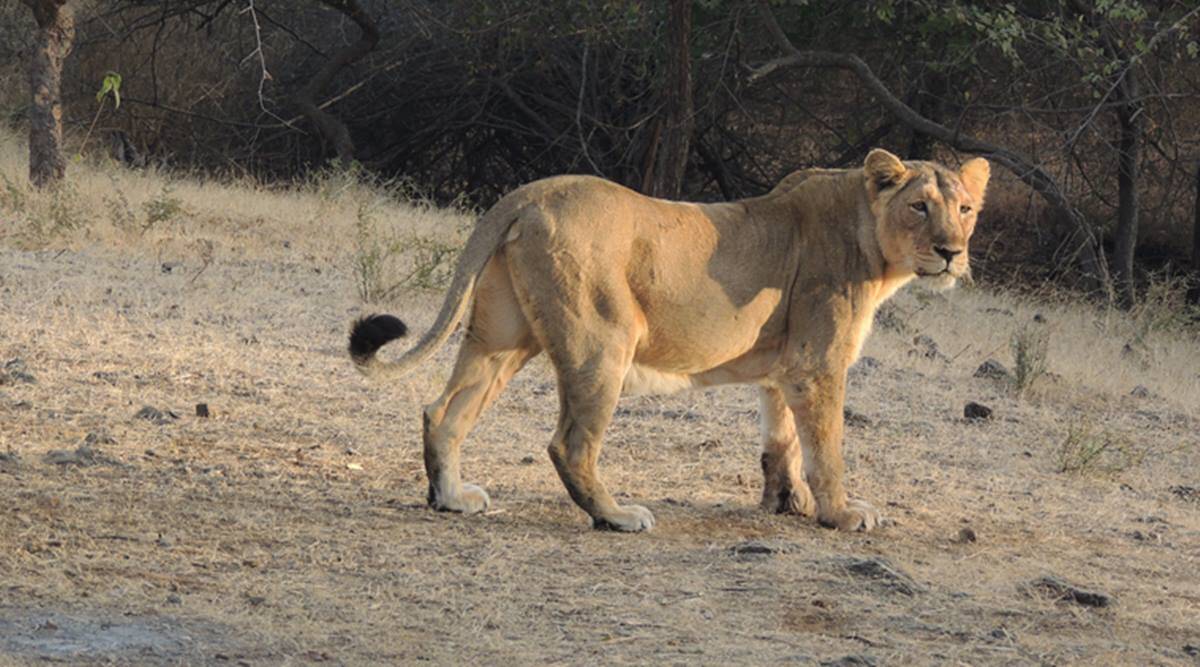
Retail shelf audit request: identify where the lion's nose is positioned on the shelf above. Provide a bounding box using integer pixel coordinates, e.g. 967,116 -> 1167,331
934,246 -> 963,263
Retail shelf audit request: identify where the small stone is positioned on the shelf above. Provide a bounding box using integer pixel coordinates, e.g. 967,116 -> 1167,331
973,359 -> 1010,380
519,455 -> 536,465
851,356 -> 881,375
837,556 -> 922,595
732,540 -> 780,556
1130,385 -> 1151,398
43,446 -> 115,467
964,402 -> 993,421
82,431 -> 116,447
166,594 -> 182,604
821,657 -> 877,667
956,527 -> 978,543
92,371 -> 119,384
1183,645 -> 1199,657
195,403 -> 210,418
0,358 -> 36,385
1169,486 -> 1199,503
911,334 -> 943,360
844,407 -> 872,428
1030,575 -> 1112,608
874,304 -> 908,333
134,405 -> 179,424
1033,313 -> 1046,323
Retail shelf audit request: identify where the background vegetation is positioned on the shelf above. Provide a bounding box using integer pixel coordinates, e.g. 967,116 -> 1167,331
5,0 -> 1200,302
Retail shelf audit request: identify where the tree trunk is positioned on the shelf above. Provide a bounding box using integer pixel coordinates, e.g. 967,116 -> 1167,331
295,0 -> 379,165
646,0 -> 693,199
907,70 -> 944,161
1112,67 -> 1141,307
23,0 -> 76,188
1188,160 -> 1200,306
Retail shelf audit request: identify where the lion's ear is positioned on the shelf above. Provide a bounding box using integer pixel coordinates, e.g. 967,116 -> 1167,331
864,149 -> 907,190
960,157 -> 990,207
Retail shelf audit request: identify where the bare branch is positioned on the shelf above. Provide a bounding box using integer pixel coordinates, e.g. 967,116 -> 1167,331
750,0 -> 1109,286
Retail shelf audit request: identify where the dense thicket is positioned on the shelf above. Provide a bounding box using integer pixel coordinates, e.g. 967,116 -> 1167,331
3,0 -> 1199,296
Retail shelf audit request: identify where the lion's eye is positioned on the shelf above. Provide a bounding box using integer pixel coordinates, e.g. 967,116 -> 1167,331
960,205 -> 972,215
910,202 -> 927,214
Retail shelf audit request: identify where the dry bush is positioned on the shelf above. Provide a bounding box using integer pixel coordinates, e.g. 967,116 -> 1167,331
1010,324 -> 1050,397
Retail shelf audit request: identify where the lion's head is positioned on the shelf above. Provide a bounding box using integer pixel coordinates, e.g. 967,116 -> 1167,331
863,149 -> 990,289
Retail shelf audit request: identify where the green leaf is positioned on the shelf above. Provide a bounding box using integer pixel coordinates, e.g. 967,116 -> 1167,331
95,71 -> 122,109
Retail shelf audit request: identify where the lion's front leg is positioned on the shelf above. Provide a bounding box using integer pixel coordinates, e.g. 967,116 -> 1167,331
787,375 -> 880,532
757,386 -> 816,516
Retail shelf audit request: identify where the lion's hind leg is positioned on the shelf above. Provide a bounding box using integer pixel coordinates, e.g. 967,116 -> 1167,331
422,255 -> 539,514
758,386 -> 817,517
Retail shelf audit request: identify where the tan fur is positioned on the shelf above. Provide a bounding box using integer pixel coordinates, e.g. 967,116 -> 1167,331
353,149 -> 989,532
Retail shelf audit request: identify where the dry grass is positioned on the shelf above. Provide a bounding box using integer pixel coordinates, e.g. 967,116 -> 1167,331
1,128 -> 1199,665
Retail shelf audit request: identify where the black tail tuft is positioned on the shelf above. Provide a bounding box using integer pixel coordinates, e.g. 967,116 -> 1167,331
349,314 -> 408,362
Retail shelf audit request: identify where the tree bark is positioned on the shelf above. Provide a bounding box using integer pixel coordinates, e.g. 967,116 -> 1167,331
23,0 -> 76,188
1112,67 -> 1141,307
751,0 -> 1110,290
295,0 -> 379,165
1188,160 -> 1200,306
646,0 -> 693,199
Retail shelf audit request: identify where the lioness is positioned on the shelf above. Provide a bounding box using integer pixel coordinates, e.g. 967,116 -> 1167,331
350,149 -> 989,532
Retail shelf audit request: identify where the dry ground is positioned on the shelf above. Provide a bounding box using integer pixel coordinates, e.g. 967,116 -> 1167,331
1,137 -> 1199,665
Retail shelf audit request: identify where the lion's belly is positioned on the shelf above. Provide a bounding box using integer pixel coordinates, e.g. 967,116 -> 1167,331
631,283 -> 785,370
622,343 -> 784,396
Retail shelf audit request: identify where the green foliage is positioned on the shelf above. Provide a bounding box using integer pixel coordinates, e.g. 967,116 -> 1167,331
395,235 -> 459,291
142,183 -> 184,231
351,202 -> 389,303
351,198 -> 464,303
96,71 -> 122,109
1055,423 -> 1143,476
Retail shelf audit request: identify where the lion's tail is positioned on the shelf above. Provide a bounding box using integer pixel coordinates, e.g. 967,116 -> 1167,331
348,200 -> 522,380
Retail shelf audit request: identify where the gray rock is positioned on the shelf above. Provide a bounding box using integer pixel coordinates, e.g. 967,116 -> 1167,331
874,304 -> 908,333
43,446 -> 118,467
973,359 -> 1010,380
731,540 -> 783,556
134,405 -> 179,424
1130,385 -> 1151,398
843,407 -> 872,428
851,356 -> 881,375
0,358 -> 36,385
821,655 -> 877,667
836,556 -> 923,595
1030,575 -> 1112,608
964,402 -> 993,421
1169,486 -> 1198,503
82,431 -> 116,447
910,334 -> 944,360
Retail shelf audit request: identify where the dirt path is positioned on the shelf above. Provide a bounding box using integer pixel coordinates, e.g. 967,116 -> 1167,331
1,246 -> 1198,665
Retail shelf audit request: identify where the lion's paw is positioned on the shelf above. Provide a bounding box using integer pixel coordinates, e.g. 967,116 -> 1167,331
431,483 -> 491,515
818,498 -> 880,532
591,504 -> 655,532
762,483 -> 817,517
